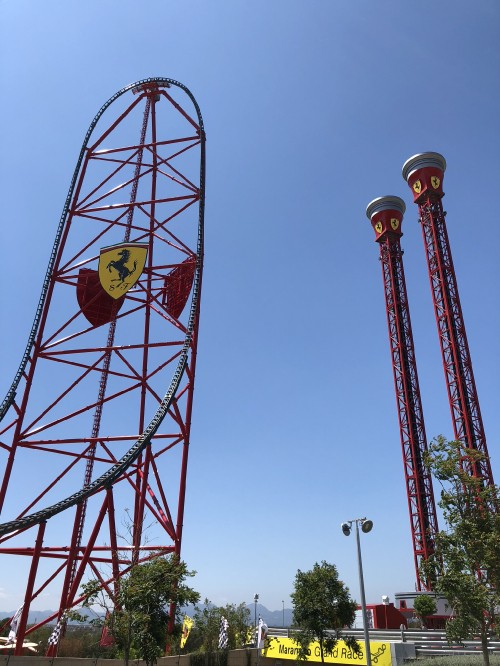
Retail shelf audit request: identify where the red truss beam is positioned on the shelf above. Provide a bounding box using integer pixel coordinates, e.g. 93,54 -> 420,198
0,78 -> 205,654
367,196 -> 439,591
402,153 -> 494,486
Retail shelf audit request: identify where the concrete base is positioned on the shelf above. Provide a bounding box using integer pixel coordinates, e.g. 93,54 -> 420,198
390,642 -> 416,665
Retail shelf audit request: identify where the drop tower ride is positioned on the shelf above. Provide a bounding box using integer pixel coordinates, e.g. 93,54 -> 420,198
402,153 -> 494,486
366,196 -> 439,591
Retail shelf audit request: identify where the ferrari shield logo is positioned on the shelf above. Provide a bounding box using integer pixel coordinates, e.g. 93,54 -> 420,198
375,221 -> 383,233
390,218 -> 400,230
98,242 -> 148,299
413,179 -> 422,194
431,175 -> 440,189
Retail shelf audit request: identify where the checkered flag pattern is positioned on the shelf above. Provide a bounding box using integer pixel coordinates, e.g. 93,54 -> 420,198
47,619 -> 64,646
218,616 -> 229,649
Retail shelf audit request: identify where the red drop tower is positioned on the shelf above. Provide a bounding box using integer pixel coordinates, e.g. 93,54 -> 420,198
402,153 -> 494,486
366,196 -> 439,591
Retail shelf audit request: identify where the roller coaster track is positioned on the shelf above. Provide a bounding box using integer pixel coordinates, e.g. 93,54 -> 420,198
0,76 -> 205,538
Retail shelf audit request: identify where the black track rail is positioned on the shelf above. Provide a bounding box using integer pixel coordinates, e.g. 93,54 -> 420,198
0,77 -> 205,537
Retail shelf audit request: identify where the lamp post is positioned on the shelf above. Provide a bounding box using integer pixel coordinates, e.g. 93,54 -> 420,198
382,595 -> 390,630
282,600 -> 285,628
254,593 -> 259,638
341,517 -> 373,666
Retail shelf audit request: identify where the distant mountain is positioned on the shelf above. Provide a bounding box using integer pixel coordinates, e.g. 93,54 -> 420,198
179,603 -> 293,628
248,604 -> 293,628
0,609 -> 98,627
0,604 -> 293,629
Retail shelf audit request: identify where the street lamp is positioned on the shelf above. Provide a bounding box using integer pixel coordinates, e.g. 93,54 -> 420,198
341,517 -> 373,666
282,600 -> 285,628
254,593 -> 259,637
381,595 -> 390,629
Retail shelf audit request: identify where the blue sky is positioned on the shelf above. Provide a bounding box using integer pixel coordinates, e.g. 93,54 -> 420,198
1,1 -> 499,613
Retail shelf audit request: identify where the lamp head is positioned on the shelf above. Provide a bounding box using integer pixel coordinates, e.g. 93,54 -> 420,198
361,519 -> 373,534
254,593 -> 259,602
341,522 -> 351,536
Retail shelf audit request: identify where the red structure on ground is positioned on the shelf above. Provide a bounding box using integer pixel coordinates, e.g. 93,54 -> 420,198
0,78 -> 205,654
366,196 -> 439,591
358,602 -> 408,630
402,153 -> 494,486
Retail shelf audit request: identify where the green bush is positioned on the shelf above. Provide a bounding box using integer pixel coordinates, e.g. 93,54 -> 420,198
414,656 -> 500,666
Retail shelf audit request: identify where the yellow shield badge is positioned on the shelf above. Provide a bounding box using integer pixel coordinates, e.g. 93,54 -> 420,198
98,242 -> 148,299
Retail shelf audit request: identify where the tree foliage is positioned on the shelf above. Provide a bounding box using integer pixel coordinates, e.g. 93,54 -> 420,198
413,595 -> 437,628
291,561 -> 358,663
421,437 -> 500,666
190,600 -> 252,653
82,553 -> 199,666
55,625 -> 105,658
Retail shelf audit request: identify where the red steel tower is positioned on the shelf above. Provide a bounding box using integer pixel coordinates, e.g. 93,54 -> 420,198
402,153 -> 494,485
366,196 -> 439,591
0,78 -> 205,653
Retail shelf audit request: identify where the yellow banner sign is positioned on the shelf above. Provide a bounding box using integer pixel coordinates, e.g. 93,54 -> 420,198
262,636 -> 391,666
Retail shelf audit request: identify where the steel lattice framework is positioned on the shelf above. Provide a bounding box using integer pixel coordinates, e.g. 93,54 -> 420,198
402,153 -> 494,486
0,78 -> 205,654
367,196 -> 439,591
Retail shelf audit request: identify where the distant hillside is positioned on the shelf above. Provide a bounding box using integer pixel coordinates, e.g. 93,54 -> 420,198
0,609 -> 99,627
0,604 -> 293,629
250,604 -> 293,628
179,603 -> 293,628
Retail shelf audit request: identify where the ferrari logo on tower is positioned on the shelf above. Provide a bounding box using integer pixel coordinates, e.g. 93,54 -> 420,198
390,218 -> 400,230
413,180 -> 422,194
431,175 -> 440,189
98,242 -> 148,299
375,221 -> 383,233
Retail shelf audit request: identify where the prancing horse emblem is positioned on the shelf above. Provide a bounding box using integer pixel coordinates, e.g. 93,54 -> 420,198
108,248 -> 136,282
98,242 -> 148,299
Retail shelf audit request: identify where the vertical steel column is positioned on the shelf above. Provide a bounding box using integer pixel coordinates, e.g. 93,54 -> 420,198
15,521 -> 46,655
366,196 -> 439,590
402,153 -> 494,486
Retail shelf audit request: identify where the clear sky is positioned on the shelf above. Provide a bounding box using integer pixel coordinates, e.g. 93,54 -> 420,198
1,1 -> 499,614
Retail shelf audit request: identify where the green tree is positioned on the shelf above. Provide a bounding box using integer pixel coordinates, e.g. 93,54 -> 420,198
82,554 -> 199,666
413,595 -> 437,629
191,600 -> 252,653
291,561 -> 359,663
421,436 -> 500,666
56,624 -> 105,658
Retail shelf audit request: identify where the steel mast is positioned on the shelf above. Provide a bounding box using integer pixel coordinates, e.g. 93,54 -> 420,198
366,196 -> 439,590
402,153 -> 494,485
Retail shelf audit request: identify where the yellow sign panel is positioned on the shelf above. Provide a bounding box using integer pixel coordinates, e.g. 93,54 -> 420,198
98,242 -> 148,299
262,637 -> 391,666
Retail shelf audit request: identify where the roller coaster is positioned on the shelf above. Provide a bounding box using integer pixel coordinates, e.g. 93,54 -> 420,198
0,77 -> 205,654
